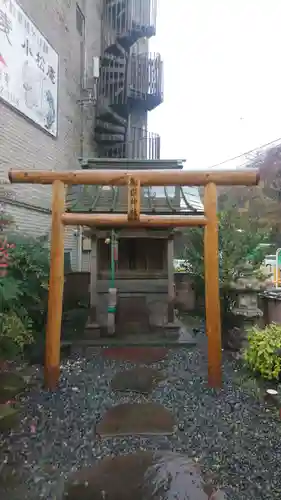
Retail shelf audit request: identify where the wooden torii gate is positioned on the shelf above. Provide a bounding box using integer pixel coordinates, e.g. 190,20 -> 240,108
8,168 -> 259,390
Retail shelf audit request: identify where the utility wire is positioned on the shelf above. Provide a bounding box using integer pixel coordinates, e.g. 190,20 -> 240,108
208,136 -> 281,169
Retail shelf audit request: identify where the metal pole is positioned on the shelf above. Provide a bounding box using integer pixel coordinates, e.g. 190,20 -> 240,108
275,248 -> 281,288
77,226 -> 83,272
110,229 -> 115,289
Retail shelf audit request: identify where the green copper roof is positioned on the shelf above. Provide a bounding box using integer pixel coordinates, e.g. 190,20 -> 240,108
66,184 -> 203,215
66,160 -> 204,215
79,158 -> 185,170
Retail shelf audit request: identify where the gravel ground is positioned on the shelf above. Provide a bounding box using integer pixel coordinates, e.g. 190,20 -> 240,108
1,330 -> 281,499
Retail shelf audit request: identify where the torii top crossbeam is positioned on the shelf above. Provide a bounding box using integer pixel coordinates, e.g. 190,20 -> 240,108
8,168 -> 260,186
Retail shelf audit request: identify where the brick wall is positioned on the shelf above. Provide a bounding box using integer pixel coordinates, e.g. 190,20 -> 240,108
0,0 -> 102,269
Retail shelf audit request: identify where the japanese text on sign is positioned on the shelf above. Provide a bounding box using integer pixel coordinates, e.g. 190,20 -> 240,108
128,177 -> 140,220
0,0 -> 58,136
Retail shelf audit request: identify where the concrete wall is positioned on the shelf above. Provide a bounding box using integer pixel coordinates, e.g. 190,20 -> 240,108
64,271 -> 90,305
96,290 -> 169,330
96,277 -> 169,329
265,298 -> 281,325
0,0 -> 102,269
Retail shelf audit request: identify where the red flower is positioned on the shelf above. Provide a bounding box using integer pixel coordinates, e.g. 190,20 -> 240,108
0,53 -> 6,66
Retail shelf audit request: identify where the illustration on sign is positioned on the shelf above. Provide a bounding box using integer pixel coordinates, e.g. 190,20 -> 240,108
0,0 -> 58,136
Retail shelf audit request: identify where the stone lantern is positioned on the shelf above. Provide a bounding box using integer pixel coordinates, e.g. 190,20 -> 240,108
228,262 -> 268,348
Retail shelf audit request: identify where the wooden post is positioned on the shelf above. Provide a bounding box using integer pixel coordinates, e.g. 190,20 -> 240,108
45,180 -> 65,389
204,182 -> 222,388
167,236 -> 175,322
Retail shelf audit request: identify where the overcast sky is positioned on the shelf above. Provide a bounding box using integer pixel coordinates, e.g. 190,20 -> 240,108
149,0 -> 281,168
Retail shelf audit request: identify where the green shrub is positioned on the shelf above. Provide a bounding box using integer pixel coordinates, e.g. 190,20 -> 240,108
0,232 -> 49,361
0,312 -> 34,359
177,210 -> 271,324
244,323 -> 281,380
6,233 -> 50,332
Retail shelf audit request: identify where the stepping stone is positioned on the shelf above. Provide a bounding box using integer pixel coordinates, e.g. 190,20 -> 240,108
111,367 -> 165,394
63,451 -> 226,499
0,462 -> 20,489
96,402 -> 175,437
0,372 -> 27,404
102,347 -> 168,364
0,404 -> 20,432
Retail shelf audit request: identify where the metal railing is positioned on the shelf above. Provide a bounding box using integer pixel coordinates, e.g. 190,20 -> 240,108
98,52 -> 163,107
101,127 -> 160,160
129,52 -> 163,104
102,0 -> 157,51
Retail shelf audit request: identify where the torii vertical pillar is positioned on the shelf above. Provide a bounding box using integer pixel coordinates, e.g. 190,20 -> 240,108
45,180 -> 65,389
204,182 -> 222,388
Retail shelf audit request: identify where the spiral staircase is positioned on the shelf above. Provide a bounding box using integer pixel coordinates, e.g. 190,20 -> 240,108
95,0 -> 163,159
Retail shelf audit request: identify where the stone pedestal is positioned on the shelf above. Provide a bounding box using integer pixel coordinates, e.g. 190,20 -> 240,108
228,263 -> 268,350
84,320 -> 101,339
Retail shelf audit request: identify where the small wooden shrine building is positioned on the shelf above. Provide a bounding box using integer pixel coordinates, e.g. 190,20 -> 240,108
67,158 -> 204,338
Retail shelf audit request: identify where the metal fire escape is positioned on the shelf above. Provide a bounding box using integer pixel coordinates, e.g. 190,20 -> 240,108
94,0 -> 164,160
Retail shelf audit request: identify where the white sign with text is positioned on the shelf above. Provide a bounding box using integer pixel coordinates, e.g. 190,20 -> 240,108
0,0 -> 58,136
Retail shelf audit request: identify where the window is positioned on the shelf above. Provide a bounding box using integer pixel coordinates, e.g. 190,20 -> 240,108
64,250 -> 72,273
76,4 -> 85,37
76,4 -> 86,87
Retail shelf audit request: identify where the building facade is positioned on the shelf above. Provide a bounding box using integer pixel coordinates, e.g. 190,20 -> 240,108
0,0 -> 101,270
0,0 -> 164,272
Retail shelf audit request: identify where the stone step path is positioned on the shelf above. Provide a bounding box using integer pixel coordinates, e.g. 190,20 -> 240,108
63,347 -> 225,500
0,371 -> 32,432
111,366 -> 166,394
1,324 -> 281,499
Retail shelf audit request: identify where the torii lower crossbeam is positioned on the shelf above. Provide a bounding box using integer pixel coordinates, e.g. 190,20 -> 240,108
61,213 -> 207,227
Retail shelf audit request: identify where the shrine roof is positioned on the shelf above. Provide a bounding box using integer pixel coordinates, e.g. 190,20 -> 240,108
66,159 -> 204,215
78,158 -> 186,170
66,184 -> 203,215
